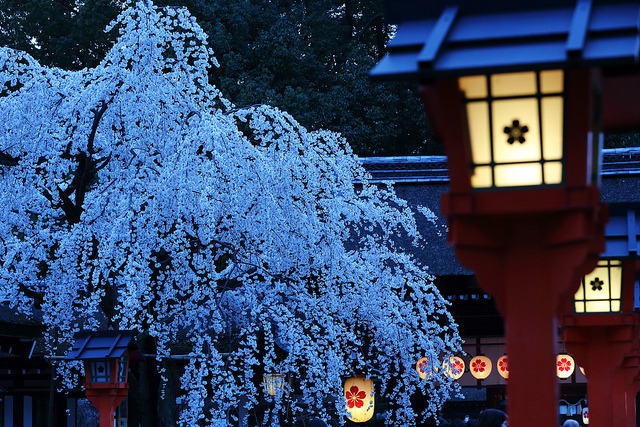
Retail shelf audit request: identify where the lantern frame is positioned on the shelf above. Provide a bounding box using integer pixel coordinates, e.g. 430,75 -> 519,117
574,259 -> 624,314
459,70 -> 569,190
66,331 -> 141,427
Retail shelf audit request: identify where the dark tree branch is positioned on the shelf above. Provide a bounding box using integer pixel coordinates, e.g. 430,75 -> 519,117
0,150 -> 19,166
87,99 -> 111,155
55,98 -> 113,224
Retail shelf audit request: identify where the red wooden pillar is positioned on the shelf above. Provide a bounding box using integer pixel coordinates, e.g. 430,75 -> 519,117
560,261 -> 640,426
85,384 -> 129,427
444,198 -> 606,427
561,323 -> 638,426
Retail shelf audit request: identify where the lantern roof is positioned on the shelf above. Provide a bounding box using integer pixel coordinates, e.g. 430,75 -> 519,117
371,1 -> 640,80
66,330 -> 141,361
602,202 -> 640,258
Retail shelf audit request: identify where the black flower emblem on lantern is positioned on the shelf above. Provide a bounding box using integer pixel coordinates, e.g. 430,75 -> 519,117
590,277 -> 604,291
503,119 -> 529,144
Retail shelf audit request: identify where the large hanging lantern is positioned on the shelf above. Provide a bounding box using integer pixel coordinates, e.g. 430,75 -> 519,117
574,260 -> 623,313
344,376 -> 374,423
469,355 -> 492,380
369,0 -> 640,200
415,357 -> 438,380
443,356 -> 465,380
497,355 -> 509,379
556,354 -> 575,379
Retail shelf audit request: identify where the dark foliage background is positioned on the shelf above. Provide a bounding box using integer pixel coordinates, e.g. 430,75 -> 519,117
0,0 -> 636,155
0,0 -> 442,156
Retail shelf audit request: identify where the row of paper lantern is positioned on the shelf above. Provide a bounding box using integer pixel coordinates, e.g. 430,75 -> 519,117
343,352 -> 578,425
416,353 -> 578,380
266,353 -> 578,424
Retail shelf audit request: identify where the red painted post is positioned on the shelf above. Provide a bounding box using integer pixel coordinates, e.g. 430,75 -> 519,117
83,359 -> 129,427
560,261 -> 640,426
502,250 -> 559,427
85,384 -> 129,427
562,325 -> 637,426
444,196 -> 606,426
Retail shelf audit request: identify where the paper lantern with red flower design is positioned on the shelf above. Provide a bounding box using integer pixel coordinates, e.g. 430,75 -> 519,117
415,357 -> 439,380
344,376 -> 374,422
443,356 -> 465,380
469,355 -> 492,380
556,354 -> 575,379
497,355 -> 509,379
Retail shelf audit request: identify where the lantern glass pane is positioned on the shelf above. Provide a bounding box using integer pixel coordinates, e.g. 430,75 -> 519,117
492,99 -> 541,163
541,97 -> 564,160
610,261 -> 622,298
494,163 -> 542,187
471,166 -> 492,188
540,70 -> 564,93
118,356 -> 128,383
574,260 -> 623,313
459,75 -> 487,98
460,70 -> 565,189
491,72 -> 536,97
90,360 -> 110,383
544,161 -> 562,185
466,102 -> 491,164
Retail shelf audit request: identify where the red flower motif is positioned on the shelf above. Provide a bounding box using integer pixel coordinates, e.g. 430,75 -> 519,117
451,359 -> 464,375
472,359 -> 486,373
557,357 -> 572,372
418,360 -> 428,374
345,385 -> 366,409
499,357 -> 509,372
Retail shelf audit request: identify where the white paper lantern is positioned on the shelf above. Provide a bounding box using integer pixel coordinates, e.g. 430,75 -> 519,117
344,376 -> 374,423
497,355 -> 509,379
556,354 -> 575,379
469,355 -> 492,380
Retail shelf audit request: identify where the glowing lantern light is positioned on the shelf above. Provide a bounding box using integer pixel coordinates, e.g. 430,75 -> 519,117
263,373 -> 285,396
469,355 -> 492,380
344,376 -> 374,423
556,354 -> 575,379
497,355 -> 509,379
574,260 -> 623,313
583,407 -> 589,424
415,357 -> 438,380
443,356 -> 465,380
458,70 -> 567,189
